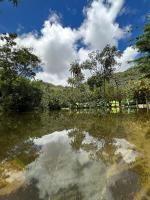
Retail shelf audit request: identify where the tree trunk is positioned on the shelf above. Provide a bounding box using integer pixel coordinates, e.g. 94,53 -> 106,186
119,100 -> 122,108
146,96 -> 149,110
136,99 -> 138,110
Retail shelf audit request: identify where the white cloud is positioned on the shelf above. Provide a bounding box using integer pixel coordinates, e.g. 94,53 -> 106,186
79,0 -> 124,50
16,0 -> 138,85
117,47 -> 138,72
78,48 -> 90,63
36,72 -> 67,86
17,16 -> 78,85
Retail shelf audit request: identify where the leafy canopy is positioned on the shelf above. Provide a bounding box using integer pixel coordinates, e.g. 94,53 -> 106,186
82,45 -> 121,91
68,61 -> 84,88
135,23 -> 150,77
0,33 -> 41,82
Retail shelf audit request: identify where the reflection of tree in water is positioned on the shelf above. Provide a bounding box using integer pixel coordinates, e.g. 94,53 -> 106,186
0,181 -> 83,200
7,140 -> 39,166
0,110 -> 142,161
68,128 -> 119,165
0,111 -> 150,199
18,130 -> 139,200
68,129 -> 86,151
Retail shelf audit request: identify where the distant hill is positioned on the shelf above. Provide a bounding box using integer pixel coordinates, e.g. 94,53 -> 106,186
115,66 -> 143,85
40,66 -> 143,89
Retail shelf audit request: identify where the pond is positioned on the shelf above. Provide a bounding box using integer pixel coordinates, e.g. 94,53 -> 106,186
0,110 -> 150,200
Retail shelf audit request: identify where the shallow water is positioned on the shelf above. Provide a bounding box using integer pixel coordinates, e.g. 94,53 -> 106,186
0,110 -> 150,200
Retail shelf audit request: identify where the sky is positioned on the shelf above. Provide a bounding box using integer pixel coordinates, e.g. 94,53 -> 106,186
0,0 -> 150,85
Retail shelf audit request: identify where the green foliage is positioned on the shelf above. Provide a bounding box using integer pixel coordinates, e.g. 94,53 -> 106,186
0,33 -> 42,112
82,45 -> 121,98
0,33 -> 41,82
68,61 -> 84,88
38,82 -> 70,110
126,79 -> 150,103
87,73 -> 103,90
135,23 -> 150,78
0,78 -> 42,111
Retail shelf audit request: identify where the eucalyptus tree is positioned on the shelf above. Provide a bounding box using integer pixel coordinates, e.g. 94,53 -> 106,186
81,45 -> 121,99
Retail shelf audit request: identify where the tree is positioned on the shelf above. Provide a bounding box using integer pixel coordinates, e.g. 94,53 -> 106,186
0,78 -> 42,111
111,74 -> 127,107
82,45 -> 121,99
127,79 -> 150,107
0,33 -> 41,82
135,23 -> 150,78
0,33 -> 42,111
68,61 -> 84,88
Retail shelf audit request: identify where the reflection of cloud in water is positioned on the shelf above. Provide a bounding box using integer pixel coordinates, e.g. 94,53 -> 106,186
27,130 -> 108,200
113,138 -> 138,164
82,132 -> 105,150
33,130 -> 69,146
25,130 -> 139,200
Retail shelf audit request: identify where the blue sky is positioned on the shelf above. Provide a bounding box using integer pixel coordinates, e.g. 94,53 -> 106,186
0,0 -> 149,39
0,0 -> 150,85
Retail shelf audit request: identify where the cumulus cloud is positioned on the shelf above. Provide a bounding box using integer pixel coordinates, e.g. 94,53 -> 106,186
79,0 -> 124,50
117,47 -> 138,72
26,130 -> 138,199
17,15 -> 78,85
16,0 -> 138,85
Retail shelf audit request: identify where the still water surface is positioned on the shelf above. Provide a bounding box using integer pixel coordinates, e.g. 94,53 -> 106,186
0,110 -> 150,200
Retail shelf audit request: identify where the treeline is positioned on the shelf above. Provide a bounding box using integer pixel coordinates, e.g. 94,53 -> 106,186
0,22 -> 150,112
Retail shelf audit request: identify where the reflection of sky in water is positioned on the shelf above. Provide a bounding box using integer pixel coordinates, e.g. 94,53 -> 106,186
82,132 -> 105,150
23,130 -> 139,200
113,138 -> 138,164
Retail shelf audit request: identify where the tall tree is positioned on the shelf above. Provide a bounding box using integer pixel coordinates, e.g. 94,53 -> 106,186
82,45 -> 121,98
68,61 -> 84,88
0,33 -> 41,82
0,33 -> 42,111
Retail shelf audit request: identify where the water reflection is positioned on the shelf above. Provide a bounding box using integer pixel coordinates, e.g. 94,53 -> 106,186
0,111 -> 150,199
9,130 -> 138,200
28,130 -> 108,200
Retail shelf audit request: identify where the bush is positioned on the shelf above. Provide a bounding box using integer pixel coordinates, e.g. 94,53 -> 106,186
0,78 -> 42,112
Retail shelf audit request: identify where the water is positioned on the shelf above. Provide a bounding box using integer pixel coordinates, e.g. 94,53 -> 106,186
0,110 -> 150,200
